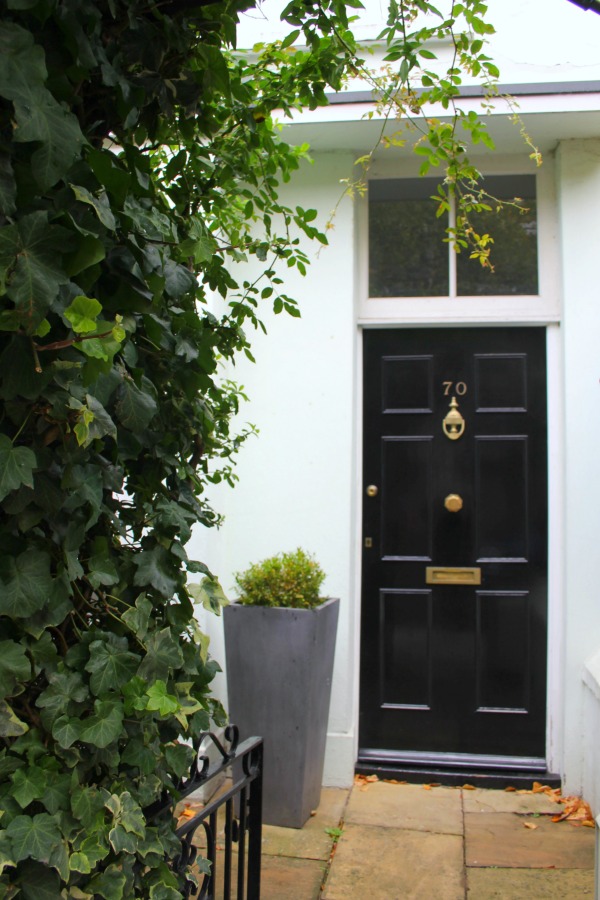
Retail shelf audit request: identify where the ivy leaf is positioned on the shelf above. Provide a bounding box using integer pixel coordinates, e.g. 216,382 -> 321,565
133,546 -> 179,598
0,434 -> 36,502
88,864 -> 127,900
15,859 -> 62,900
0,639 -> 31,698
145,680 -> 179,716
0,699 -> 29,737
121,594 -> 152,640
51,715 -> 82,749
6,812 -> 59,864
0,212 -> 71,330
85,636 -> 139,695
0,23 -> 85,189
108,826 -> 137,854
69,851 -> 92,874
11,765 -> 47,808
188,577 -> 228,615
0,151 -> 16,216
0,550 -> 53,618
71,785 -> 109,828
37,670 -> 88,719
115,377 -> 158,430
64,295 -> 103,334
80,700 -> 124,748
138,628 -> 183,681
70,185 -> 117,230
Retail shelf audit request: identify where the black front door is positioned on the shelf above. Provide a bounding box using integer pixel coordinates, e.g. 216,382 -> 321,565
359,327 -> 548,768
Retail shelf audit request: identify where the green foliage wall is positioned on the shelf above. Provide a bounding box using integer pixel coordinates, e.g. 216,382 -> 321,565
0,0 -> 359,895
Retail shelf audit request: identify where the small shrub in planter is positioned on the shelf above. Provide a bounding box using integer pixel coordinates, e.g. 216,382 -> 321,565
224,549 -> 339,827
234,548 -> 325,609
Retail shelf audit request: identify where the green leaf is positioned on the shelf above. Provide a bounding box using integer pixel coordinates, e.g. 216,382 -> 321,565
51,715 -> 82,749
70,185 -> 117,230
137,628 -> 183,681
64,295 -> 103,334
121,593 -> 152,640
0,435 -> 36,502
16,860 -> 62,900
85,637 -> 139,695
71,785 -> 109,828
188,577 -> 228,615
133,546 -> 179,599
0,640 -> 30,698
79,699 -> 124,748
145,681 -> 179,716
115,377 -> 158,430
37,670 -> 88,718
0,699 -> 29,737
10,765 -> 46,808
0,24 -> 85,189
6,813 -> 58,864
0,152 -> 16,216
0,551 -> 53,618
69,851 -> 92,874
88,864 -> 127,900
108,826 -> 137,854
0,212 -> 71,331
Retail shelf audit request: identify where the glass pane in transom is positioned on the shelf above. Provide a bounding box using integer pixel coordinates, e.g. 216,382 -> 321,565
456,175 -> 538,296
368,178 -> 447,297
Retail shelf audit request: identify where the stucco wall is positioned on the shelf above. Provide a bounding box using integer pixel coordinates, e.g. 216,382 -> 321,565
189,152 -> 360,787
556,139 -> 600,800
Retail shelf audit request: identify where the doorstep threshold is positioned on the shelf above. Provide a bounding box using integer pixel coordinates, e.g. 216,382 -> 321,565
356,748 -> 561,789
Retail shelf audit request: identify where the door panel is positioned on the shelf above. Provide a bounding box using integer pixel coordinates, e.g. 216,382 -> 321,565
359,327 -> 547,766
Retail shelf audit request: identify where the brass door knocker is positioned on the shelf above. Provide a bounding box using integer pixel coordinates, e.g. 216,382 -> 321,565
442,397 -> 465,441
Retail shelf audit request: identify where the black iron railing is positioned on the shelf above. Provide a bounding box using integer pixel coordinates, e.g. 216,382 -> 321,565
146,725 -> 263,899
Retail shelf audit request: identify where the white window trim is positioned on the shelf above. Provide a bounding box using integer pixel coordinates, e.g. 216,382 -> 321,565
358,154 -> 560,326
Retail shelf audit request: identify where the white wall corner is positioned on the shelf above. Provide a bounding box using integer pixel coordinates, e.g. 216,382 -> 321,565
323,730 -> 357,788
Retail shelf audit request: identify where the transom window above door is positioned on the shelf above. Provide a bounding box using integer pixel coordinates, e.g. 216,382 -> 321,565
368,175 -> 538,299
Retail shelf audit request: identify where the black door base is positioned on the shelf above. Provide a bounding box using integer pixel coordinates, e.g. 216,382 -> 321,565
356,750 -> 561,790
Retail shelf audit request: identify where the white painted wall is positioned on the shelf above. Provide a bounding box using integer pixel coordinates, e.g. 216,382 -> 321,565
556,139 -> 600,798
189,153 -> 360,785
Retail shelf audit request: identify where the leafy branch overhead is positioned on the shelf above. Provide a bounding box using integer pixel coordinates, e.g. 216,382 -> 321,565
0,0 -> 505,895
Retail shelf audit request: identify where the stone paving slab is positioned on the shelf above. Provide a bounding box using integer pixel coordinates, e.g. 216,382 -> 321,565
321,822 -> 465,900
465,812 -> 596,869
261,855 -> 327,900
463,787 -> 560,815
467,866 -> 595,898
261,788 -> 348,860
345,781 -> 463,835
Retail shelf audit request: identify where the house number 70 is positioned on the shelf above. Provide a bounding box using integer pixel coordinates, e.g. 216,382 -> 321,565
443,381 -> 468,396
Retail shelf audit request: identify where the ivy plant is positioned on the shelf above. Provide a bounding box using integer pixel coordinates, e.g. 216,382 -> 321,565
0,0 -> 505,895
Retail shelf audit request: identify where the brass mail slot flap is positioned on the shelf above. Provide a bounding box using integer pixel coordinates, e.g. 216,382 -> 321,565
426,566 -> 481,585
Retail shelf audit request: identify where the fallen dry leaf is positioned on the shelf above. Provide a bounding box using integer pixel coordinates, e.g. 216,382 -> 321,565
504,786 -> 516,792
524,821 -> 538,830
462,784 -> 476,791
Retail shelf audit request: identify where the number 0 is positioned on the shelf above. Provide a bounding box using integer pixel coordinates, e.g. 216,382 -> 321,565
456,381 -> 467,396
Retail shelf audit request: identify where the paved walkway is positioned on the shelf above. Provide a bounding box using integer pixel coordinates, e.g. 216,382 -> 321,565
260,780 -> 597,899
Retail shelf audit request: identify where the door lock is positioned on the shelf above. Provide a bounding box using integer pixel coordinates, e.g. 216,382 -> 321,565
366,485 -> 379,497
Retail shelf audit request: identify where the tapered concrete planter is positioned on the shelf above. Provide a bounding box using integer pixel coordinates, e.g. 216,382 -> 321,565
223,597 -> 339,828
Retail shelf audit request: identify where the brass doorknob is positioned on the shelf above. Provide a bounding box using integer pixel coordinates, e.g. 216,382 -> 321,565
366,485 -> 379,497
444,493 -> 463,513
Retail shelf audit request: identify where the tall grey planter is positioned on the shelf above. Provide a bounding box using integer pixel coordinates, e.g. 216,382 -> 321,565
223,597 -> 339,828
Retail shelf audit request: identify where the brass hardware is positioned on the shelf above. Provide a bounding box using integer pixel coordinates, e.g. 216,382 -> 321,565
364,537 -> 373,549
444,493 -> 463,513
366,485 -> 379,497
442,396 -> 465,441
426,566 -> 481,585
